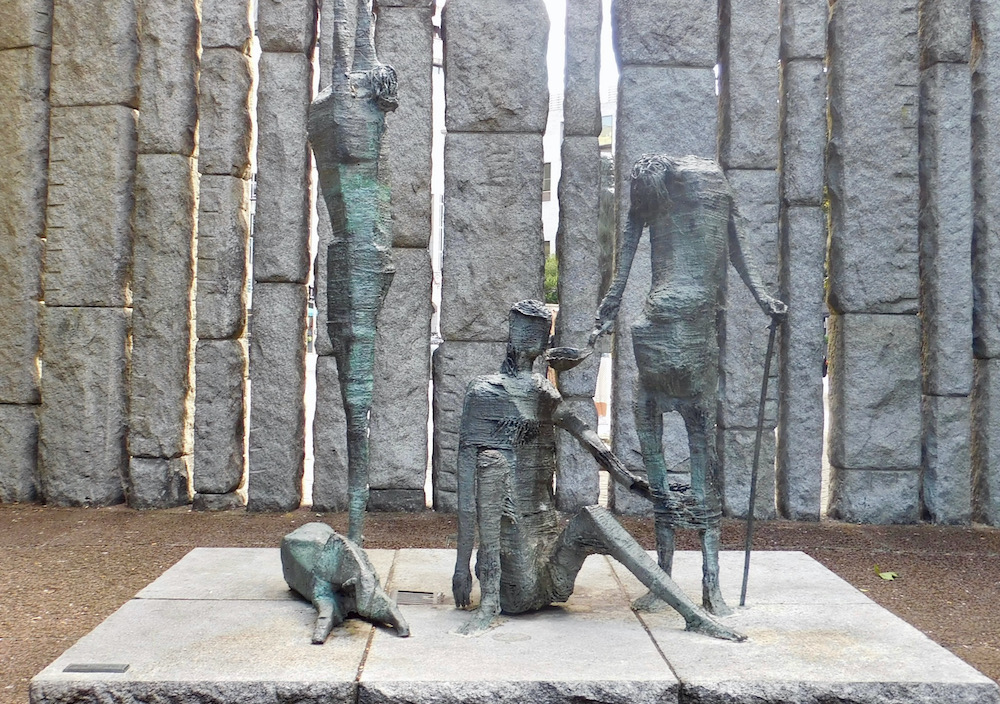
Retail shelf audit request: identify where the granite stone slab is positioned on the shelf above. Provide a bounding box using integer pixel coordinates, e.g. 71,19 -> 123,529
31,548 -> 1000,704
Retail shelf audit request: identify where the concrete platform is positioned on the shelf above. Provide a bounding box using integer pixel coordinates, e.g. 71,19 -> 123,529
30,547 -> 1000,704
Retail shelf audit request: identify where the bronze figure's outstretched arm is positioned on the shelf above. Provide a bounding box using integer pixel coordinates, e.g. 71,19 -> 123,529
308,0 -> 398,543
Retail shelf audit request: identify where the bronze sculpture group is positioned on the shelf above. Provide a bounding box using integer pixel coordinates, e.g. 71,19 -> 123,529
282,0 -> 785,646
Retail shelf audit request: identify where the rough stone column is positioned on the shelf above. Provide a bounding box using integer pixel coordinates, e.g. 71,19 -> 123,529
553,0 -> 603,511
718,171 -> 780,520
971,1 -> 1000,526
918,0 -> 973,524
776,0 -> 827,520
247,0 -> 315,511
432,0 -> 548,512
366,0 -> 434,512
192,0 -> 254,510
39,0 -> 137,506
717,0 -> 782,523
0,3 -> 50,501
310,0 -> 346,512
826,0 -> 922,523
609,0 -> 719,515
127,0 -> 199,508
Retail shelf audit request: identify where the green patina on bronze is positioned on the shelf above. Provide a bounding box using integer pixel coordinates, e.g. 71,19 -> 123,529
281,522 -> 410,643
592,155 -> 787,617
308,0 -> 398,544
451,301 -> 744,642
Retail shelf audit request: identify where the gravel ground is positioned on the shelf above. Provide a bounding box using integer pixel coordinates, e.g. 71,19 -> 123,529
2,504 -> 998,703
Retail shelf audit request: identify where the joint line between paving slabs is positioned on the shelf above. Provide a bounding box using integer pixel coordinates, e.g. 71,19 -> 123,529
604,555 -> 680,679
355,549 -> 400,684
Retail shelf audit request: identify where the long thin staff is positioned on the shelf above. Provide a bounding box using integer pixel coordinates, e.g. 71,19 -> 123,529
740,316 -> 780,607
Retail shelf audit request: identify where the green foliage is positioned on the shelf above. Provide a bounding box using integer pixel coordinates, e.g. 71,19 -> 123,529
544,254 -> 559,304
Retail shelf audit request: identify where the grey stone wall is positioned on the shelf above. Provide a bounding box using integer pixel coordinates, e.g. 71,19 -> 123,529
919,1 -> 973,525
776,0 -> 826,521
0,0 -> 49,502
127,0 -> 199,508
369,1 -> 433,512
193,0 -> 254,510
553,0 -> 602,511
826,0 -> 923,523
609,0 -> 718,515
433,0 -> 547,511
39,0 -> 137,506
247,0 -> 315,512
970,0 -> 1000,526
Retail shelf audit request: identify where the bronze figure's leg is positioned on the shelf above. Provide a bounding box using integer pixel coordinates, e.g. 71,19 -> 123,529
457,449 -> 508,635
678,398 -> 731,616
552,506 -> 744,642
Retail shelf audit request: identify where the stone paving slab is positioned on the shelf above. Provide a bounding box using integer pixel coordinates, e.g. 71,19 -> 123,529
363,549 -> 678,704
31,547 -> 1000,704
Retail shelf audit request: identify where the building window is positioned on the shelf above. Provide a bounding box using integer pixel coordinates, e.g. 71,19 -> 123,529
542,162 -> 552,201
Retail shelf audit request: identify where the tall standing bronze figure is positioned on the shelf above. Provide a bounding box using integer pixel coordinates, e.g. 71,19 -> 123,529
592,155 -> 786,615
308,0 -> 398,543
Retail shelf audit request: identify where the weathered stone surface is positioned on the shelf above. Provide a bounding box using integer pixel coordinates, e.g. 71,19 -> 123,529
554,136 -> 602,397
919,0 -> 971,66
616,66 -> 717,174
376,3 -> 434,249
256,0 -> 314,54
922,394 -> 972,525
829,468 -> 921,523
194,339 -> 247,495
196,175 -> 251,340
129,154 -> 196,459
780,0 -> 827,60
370,248 -> 431,493
827,313 -> 922,470
197,48 -> 254,178
719,169 -> 780,430
376,0 -> 433,6
563,0 -> 602,137
50,0 -> 137,107
316,0 -> 337,93
127,456 -> 191,509
192,491 -> 245,511
776,206 -> 825,520
254,51 -> 311,284
431,340 -> 505,511
136,0 -> 198,156
442,0 -> 549,134
973,0 -> 1000,359
248,283 -> 307,512
200,0 -> 252,50
920,61 -> 973,396
45,106 -> 136,307
0,0 -> 51,49
368,489 -> 425,512
0,404 -> 38,503
554,396 -> 601,511
440,133 -> 544,342
39,307 -> 128,506
720,427 -> 777,520
720,0 -> 780,169
972,358 -> 1000,525
780,59 -> 826,205
827,0 -> 920,315
612,0 -> 718,67
0,47 -> 47,404
312,354 -> 348,512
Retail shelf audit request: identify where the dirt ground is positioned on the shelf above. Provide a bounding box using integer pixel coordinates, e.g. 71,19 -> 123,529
2,504 -> 998,703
